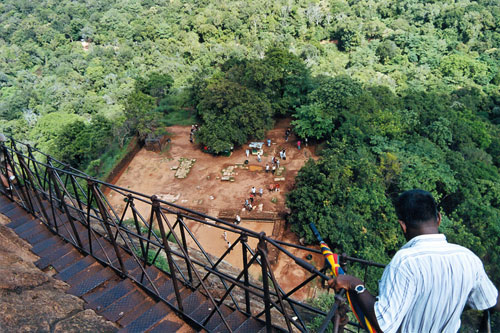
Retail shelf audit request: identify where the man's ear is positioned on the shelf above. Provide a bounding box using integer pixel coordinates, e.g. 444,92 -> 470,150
437,212 -> 442,227
398,220 -> 407,233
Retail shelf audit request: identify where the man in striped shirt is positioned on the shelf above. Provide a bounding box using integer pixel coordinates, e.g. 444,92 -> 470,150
329,189 -> 499,332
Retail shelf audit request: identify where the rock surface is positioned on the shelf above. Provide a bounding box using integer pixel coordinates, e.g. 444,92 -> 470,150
0,214 -> 118,332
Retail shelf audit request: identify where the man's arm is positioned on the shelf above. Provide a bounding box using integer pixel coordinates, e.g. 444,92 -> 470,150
328,275 -> 383,333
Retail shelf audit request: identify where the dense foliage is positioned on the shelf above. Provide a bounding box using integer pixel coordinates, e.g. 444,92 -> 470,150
1,0 -> 499,327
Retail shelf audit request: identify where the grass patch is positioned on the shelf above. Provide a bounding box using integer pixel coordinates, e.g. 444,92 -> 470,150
162,108 -> 197,126
157,90 -> 198,126
85,137 -> 133,180
134,248 -> 171,274
121,218 -> 177,244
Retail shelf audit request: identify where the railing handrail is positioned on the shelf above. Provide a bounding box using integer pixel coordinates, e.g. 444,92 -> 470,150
0,138 -> 386,332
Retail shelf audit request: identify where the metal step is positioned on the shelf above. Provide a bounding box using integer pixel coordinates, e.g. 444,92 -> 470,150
212,309 -> 248,332
87,279 -> 137,312
185,299 -> 215,324
233,317 -> 266,332
116,297 -> 155,327
31,236 -> 66,256
55,256 -> 95,281
35,242 -> 80,270
204,305 -> 234,331
17,221 -> 53,244
13,218 -> 41,235
6,214 -> 35,229
182,290 -> 208,315
0,195 -> 13,209
146,318 -> 184,333
67,266 -> 116,297
99,289 -> 150,322
0,202 -> 26,218
131,265 -> 163,288
82,277 -> 122,304
51,248 -> 86,272
119,301 -> 172,332
86,236 -> 118,264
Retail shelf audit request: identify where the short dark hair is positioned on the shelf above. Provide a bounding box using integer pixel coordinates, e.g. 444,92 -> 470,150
394,189 -> 438,227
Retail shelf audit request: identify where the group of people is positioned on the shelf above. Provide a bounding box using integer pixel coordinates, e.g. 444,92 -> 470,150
268,183 -> 280,192
189,124 -> 199,143
244,186 -> 264,211
265,149 -> 286,175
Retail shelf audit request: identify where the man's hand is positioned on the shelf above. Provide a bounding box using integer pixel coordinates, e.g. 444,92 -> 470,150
327,274 -> 365,292
328,274 -> 383,333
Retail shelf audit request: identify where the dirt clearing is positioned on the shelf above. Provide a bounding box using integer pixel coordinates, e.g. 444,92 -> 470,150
108,119 -> 325,300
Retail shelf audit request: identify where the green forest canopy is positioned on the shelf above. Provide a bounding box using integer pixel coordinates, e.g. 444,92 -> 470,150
1,1 -> 500,326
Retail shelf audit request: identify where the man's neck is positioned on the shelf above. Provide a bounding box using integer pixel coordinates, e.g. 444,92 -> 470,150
405,225 -> 440,241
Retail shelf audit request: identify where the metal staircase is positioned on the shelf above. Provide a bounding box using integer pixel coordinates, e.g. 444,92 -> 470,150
0,138 -> 385,332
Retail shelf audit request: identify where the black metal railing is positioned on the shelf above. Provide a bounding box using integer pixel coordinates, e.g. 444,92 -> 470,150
0,138 -> 386,332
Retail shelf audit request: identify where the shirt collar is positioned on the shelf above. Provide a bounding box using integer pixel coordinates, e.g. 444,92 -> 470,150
401,233 -> 447,250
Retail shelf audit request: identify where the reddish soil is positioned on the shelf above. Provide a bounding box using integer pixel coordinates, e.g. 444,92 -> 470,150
108,119 -> 325,300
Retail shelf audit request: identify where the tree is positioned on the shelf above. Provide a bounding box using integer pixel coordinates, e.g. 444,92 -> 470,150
291,75 -> 364,140
196,78 -> 273,153
222,48 -> 311,116
136,72 -> 174,103
123,90 -> 157,142
53,115 -> 112,169
376,40 -> 400,64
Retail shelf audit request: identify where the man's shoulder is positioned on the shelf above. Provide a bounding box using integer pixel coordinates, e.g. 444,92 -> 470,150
391,239 -> 481,267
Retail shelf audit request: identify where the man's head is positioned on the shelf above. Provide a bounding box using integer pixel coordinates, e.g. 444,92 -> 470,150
395,189 -> 440,238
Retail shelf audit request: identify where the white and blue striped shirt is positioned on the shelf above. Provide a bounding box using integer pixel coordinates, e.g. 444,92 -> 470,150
374,234 -> 498,333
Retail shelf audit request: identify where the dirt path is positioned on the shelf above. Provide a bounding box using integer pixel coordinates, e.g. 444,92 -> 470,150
108,119 -> 324,299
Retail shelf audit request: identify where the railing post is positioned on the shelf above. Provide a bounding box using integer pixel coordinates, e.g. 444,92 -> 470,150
26,144 -> 45,196
258,232 -> 272,332
178,214 -> 193,283
10,150 -> 36,214
45,157 -> 59,233
241,233 -> 251,314
152,196 -> 184,312
128,196 -> 147,263
47,167 -> 83,248
88,179 -> 127,276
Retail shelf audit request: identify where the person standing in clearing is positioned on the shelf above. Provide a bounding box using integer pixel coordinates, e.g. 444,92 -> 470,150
257,152 -> 261,162
265,164 -> 270,173
251,186 -> 256,195
328,189 -> 499,333
245,149 -> 250,158
297,140 -> 301,150
259,188 -> 263,197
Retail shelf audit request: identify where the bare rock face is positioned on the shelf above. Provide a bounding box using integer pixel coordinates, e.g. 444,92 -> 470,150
0,213 -> 118,332
53,309 -> 118,333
